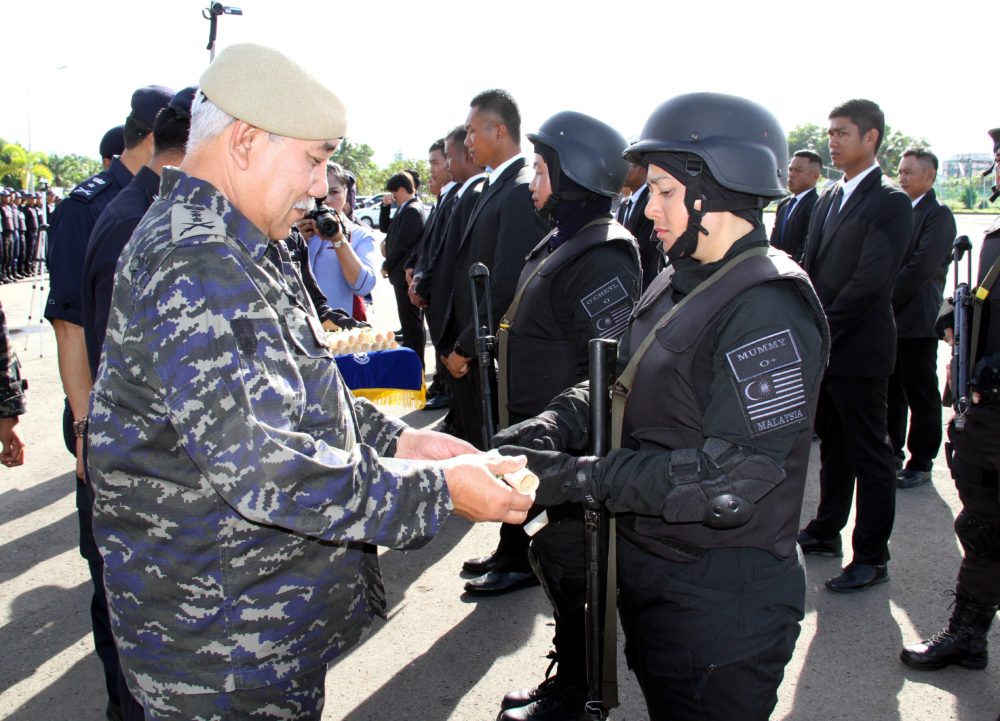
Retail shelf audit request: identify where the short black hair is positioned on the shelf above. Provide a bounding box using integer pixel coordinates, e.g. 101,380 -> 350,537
429,138 -> 445,156
792,149 -> 823,168
445,125 -> 467,147
902,146 -> 938,171
152,106 -> 191,155
405,168 -> 421,189
123,115 -> 153,150
470,88 -> 521,144
386,171 -> 415,194
829,99 -> 886,153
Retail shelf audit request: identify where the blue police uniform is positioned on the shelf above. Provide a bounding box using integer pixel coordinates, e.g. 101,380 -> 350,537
82,165 -> 160,377
43,156 -> 133,717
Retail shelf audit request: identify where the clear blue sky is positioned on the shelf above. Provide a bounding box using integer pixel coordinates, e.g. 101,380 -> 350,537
1,0 -> 994,170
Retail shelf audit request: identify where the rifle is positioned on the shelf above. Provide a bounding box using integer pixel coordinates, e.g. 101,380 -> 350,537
584,338 -> 619,720
951,235 -> 974,431
469,263 -> 498,449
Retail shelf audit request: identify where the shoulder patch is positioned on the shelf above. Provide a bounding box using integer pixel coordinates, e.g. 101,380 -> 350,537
726,330 -> 808,435
171,203 -> 227,245
69,173 -> 114,203
581,276 -> 633,339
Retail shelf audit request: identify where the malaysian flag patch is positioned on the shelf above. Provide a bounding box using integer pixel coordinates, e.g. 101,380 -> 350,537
725,330 -> 808,436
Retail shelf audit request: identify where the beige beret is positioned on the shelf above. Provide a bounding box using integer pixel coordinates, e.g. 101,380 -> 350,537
199,43 -> 347,141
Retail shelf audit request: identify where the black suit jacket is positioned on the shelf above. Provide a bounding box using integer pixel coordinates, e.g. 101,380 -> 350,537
413,183 -> 461,299
382,198 -> 426,284
769,187 -> 817,263
891,189 -> 956,338
616,186 -> 661,290
428,177 -> 487,350
802,168 -> 913,377
444,158 -> 549,355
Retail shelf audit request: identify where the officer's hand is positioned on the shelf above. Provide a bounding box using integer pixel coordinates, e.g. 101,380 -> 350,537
0,417 -> 24,467
442,351 -> 471,378
382,193 -> 393,206
408,282 -> 427,309
441,452 -> 533,524
492,410 -> 574,452
380,240 -> 387,257
395,427 -> 478,461
322,319 -> 341,332
405,268 -> 415,285
75,436 -> 85,480
497,445 -> 593,506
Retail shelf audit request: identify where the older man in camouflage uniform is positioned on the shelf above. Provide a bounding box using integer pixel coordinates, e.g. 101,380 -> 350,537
0,299 -> 26,466
87,44 -> 531,720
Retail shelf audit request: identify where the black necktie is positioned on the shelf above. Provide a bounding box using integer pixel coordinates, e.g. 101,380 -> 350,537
822,186 -> 844,239
779,196 -> 797,242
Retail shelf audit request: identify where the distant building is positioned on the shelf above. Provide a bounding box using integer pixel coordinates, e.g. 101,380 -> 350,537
942,153 -> 993,179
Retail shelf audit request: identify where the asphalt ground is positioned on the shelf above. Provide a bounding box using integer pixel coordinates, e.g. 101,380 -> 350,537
1,215 -> 999,720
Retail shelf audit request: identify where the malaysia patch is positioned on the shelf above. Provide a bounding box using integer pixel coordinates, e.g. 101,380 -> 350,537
581,277 -> 629,318
726,330 -> 807,435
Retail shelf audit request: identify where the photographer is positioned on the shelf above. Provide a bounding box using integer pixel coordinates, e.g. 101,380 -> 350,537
298,162 -> 379,316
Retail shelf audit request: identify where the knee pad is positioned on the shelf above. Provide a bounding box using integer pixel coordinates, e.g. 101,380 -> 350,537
955,510 -> 1000,561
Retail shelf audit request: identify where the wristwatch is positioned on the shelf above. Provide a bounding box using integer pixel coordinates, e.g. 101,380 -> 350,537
73,416 -> 89,438
332,239 -> 344,249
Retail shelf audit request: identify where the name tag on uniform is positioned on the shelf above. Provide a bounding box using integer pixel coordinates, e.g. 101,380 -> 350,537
726,330 -> 808,436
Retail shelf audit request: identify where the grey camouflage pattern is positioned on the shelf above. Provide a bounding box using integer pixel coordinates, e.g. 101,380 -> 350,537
88,168 -> 452,700
0,300 -> 26,418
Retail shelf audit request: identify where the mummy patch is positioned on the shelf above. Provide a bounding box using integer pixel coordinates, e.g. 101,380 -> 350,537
726,330 -> 807,436
582,277 -> 632,339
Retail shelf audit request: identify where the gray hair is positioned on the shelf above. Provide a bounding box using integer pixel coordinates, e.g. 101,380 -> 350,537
186,90 -> 283,153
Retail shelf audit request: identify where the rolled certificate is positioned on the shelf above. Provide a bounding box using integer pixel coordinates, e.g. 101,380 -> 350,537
503,466 -> 539,494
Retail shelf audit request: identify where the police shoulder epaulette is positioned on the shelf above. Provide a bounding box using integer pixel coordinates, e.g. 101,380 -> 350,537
69,172 -> 115,203
170,203 -> 228,246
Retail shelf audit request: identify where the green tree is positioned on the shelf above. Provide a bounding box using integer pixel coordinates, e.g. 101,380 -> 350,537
0,142 -> 52,189
331,138 -> 382,193
878,126 -> 929,176
47,153 -> 101,189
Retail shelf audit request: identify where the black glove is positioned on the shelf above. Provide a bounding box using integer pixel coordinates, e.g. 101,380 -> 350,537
492,411 -> 576,452
497,445 -> 597,506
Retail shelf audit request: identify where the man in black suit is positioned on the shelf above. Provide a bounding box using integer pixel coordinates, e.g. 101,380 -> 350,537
381,171 -> 427,361
616,161 -> 662,290
889,148 -> 956,489
410,138 -> 459,409
798,99 -> 913,592
441,89 -> 549,595
770,149 -> 821,263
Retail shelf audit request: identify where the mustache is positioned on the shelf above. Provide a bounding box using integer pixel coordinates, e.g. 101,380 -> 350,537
294,197 -> 316,212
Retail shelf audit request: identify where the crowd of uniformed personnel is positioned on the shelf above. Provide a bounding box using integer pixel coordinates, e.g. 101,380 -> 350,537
0,187 -> 55,283
2,40 -> 1000,721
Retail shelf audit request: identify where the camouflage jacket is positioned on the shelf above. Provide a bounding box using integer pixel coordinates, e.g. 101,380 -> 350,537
0,300 -> 26,418
88,168 -> 452,696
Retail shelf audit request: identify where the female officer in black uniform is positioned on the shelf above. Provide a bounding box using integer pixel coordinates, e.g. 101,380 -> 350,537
495,111 -> 640,721
497,93 -> 830,721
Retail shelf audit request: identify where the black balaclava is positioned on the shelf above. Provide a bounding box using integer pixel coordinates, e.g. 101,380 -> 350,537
643,151 -> 765,262
534,143 -> 612,250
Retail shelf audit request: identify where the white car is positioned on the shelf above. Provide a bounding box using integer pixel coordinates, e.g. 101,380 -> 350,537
355,202 -> 394,228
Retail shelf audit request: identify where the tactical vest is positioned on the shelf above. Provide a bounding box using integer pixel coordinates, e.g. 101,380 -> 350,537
500,218 -> 638,423
618,248 -> 829,561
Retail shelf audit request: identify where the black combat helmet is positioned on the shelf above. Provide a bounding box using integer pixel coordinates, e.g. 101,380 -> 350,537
527,111 -> 628,198
624,92 -> 788,199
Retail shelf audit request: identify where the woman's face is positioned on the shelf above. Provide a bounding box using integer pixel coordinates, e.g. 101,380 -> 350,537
529,153 -> 552,210
325,176 -> 347,214
643,163 -> 689,255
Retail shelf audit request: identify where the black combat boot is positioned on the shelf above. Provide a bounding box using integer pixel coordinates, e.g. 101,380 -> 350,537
901,592 -> 997,670
499,674 -> 589,721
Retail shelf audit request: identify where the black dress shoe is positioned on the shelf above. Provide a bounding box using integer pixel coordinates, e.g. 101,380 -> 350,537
797,529 -> 843,557
825,562 -> 888,593
464,569 -> 539,596
897,469 -> 931,489
423,394 -> 449,411
500,678 -> 588,720
462,551 -> 502,575
502,675 -> 559,710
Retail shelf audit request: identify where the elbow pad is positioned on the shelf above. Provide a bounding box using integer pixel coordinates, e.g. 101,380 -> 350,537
661,441 -> 786,530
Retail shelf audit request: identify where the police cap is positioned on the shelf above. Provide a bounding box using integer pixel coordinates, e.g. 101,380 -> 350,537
169,86 -> 199,119
199,43 -> 347,141
99,125 -> 125,159
129,85 -> 175,130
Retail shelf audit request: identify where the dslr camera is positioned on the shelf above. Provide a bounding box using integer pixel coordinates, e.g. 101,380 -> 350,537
308,202 -> 342,239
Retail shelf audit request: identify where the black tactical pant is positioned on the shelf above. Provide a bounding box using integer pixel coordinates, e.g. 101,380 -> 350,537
888,338 -> 943,472
618,539 -> 803,721
948,407 -> 1000,605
